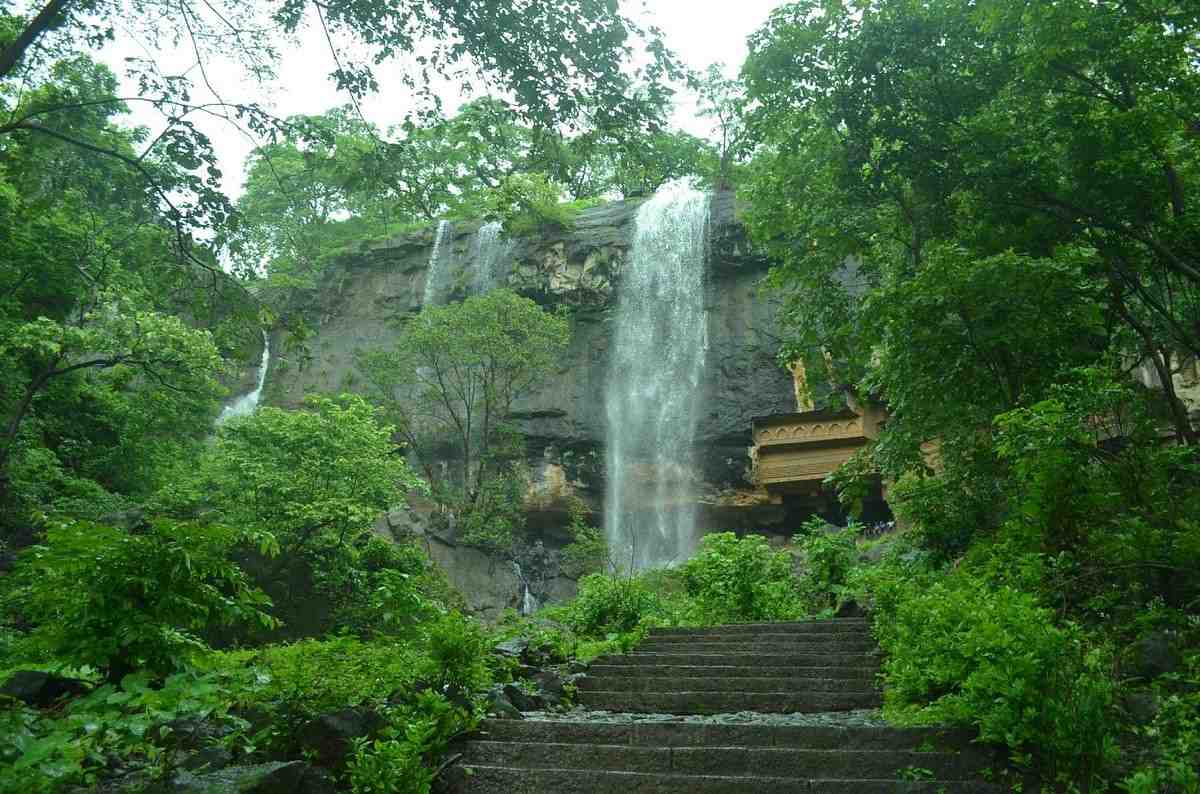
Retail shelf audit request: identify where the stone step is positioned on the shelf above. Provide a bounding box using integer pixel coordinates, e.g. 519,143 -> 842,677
586,664 -> 879,681
476,719 -> 976,751
636,638 -> 879,653
578,676 -> 875,694
576,690 -> 883,714
648,620 -> 871,637
459,741 -> 994,781
441,764 -> 1005,793
644,630 -> 874,645
593,652 -> 879,668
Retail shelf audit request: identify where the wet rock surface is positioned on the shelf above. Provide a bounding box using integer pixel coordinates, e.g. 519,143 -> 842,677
0,670 -> 90,706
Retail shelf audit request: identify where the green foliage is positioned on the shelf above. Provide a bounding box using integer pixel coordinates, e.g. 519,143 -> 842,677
794,524 -> 857,613
857,552 -> 1118,786
1121,661 -> 1200,794
0,668 -> 249,793
347,690 -> 476,794
484,173 -> 578,236
561,498 -> 609,578
455,463 -> 529,557
679,532 -> 803,624
11,518 -> 275,678
156,394 -> 427,639
423,612 -> 491,693
358,290 -> 568,559
566,572 -> 662,637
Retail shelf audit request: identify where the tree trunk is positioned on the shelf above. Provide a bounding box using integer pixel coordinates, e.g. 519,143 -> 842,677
0,0 -> 75,80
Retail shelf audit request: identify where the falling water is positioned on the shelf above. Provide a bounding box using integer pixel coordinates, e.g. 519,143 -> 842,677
217,334 -> 270,424
604,182 -> 710,570
471,221 -> 511,294
422,220 -> 452,306
511,562 -> 540,616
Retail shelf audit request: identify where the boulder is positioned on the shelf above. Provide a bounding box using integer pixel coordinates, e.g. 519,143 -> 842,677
1120,691 -> 1160,725
179,746 -> 234,773
501,683 -> 545,712
0,670 -> 89,706
834,600 -> 868,619
485,686 -> 524,720
493,638 -> 530,660
531,670 -> 568,707
296,708 -> 385,767
1129,630 -> 1183,681
167,761 -> 335,794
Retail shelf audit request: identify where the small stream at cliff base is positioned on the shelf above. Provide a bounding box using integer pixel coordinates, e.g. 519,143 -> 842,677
604,182 -> 710,569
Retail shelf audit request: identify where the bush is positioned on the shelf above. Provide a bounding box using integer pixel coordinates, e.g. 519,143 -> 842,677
237,636 -> 424,721
347,690 -> 475,794
566,572 -> 661,636
862,556 -> 1117,787
423,612 -> 491,692
12,518 -> 275,678
561,497 -> 608,578
679,532 -> 802,624
484,173 -> 578,235
795,523 -> 858,612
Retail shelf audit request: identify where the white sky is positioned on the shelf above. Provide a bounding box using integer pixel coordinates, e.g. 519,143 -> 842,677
88,0 -> 783,200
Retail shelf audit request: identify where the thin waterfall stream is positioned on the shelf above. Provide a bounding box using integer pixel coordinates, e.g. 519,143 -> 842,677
471,220 -> 511,294
217,333 -> 270,424
423,220 -> 452,307
604,182 -> 710,569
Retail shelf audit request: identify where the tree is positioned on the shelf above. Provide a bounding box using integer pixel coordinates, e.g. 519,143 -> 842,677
696,64 -> 751,190
357,290 -> 569,523
0,0 -> 680,265
743,0 -> 1200,444
155,394 -> 427,636
0,56 -> 246,530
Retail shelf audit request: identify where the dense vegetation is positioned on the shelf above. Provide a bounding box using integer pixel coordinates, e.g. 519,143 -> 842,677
742,1 -> 1200,790
1,0 -> 1198,792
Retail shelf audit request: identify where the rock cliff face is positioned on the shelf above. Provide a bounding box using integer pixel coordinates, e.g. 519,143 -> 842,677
264,192 -> 802,616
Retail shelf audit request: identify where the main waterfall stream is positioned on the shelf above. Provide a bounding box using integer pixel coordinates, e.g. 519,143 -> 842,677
604,182 -> 710,569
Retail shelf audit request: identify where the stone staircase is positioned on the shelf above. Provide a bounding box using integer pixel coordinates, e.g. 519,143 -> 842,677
443,618 -> 1008,793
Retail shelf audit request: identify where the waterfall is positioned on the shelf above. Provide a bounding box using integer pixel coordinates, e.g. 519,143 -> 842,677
217,333 -> 270,424
604,182 -> 710,570
422,220 -> 452,307
471,221 -> 511,294
511,562 -> 540,616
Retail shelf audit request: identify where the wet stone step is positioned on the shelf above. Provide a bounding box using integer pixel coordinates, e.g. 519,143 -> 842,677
577,676 -> 878,694
592,652 -> 879,667
636,639 -> 879,653
576,690 -> 883,715
585,664 -> 879,681
642,632 -> 875,644
440,765 -> 1006,794
648,620 -> 871,637
460,741 -> 996,780
475,719 -> 976,751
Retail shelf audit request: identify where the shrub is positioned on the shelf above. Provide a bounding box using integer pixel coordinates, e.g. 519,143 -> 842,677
0,668 -> 248,793
864,558 -> 1117,787
423,612 -> 491,692
561,497 -> 608,578
795,524 -> 858,612
484,173 -> 578,235
238,636 -> 425,720
679,532 -> 802,624
566,572 -> 661,636
347,690 -> 475,794
12,518 -> 275,678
